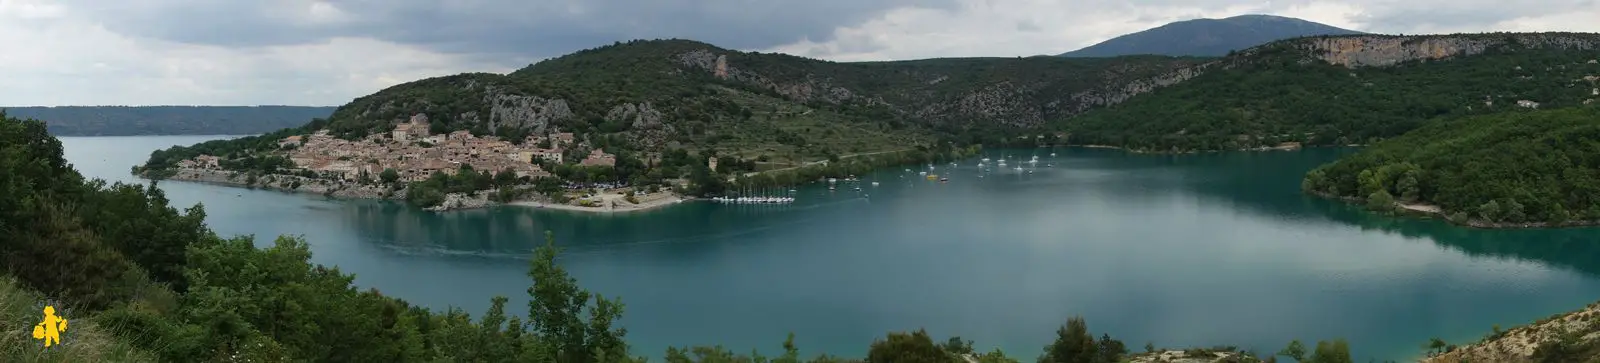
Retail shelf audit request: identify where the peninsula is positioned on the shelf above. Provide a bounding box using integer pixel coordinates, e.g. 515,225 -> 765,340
134,38 -> 1191,211
1303,107 -> 1600,228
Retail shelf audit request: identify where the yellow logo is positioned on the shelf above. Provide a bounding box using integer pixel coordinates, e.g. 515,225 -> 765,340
31,306 -> 68,348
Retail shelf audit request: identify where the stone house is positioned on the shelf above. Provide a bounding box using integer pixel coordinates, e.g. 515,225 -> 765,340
581,148 -> 617,167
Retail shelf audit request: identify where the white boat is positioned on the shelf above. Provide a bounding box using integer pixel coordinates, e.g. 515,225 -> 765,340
871,182 -> 880,187
919,171 -> 928,176
981,158 -> 991,162
1050,153 -> 1057,157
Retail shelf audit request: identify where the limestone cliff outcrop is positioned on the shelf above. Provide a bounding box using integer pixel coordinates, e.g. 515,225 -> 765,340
1303,33 -> 1600,68
673,48 -> 1206,128
606,102 -> 665,130
487,93 -> 574,132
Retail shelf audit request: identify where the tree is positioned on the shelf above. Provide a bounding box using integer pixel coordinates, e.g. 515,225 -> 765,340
1096,334 -> 1126,363
379,168 -> 399,184
1308,339 -> 1352,363
494,168 -> 519,187
526,231 -> 630,363
1396,171 -> 1420,202
1040,316 -> 1098,363
1277,340 -> 1307,362
1479,200 -> 1502,222
941,336 -> 975,355
1426,337 -> 1448,356
1504,199 -> 1527,223
866,329 -> 954,363
1367,190 -> 1396,212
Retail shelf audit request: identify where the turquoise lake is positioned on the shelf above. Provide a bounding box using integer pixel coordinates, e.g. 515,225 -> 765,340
60,135 -> 1600,361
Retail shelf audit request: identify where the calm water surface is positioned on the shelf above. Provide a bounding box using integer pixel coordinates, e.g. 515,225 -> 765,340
61,136 -> 1600,361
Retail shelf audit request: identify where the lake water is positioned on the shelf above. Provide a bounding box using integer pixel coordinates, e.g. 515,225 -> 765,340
60,135 -> 1600,361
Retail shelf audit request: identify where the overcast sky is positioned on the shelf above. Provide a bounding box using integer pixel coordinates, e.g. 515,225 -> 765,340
3,0 -> 1597,106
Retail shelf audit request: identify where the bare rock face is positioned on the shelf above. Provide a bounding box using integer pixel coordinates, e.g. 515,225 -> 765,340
606,103 -> 665,129
915,82 -> 1044,127
675,49 -> 861,104
1305,34 -> 1600,68
714,55 -> 729,79
1068,63 -> 1218,114
486,93 -> 574,132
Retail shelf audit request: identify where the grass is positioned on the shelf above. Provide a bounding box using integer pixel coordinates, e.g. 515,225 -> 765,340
705,85 -> 933,164
0,276 -> 157,362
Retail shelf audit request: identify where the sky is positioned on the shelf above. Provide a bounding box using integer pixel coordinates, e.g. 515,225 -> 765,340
3,0 -> 1598,106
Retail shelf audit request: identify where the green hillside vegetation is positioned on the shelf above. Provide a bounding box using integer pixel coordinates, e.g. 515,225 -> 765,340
7,106 -> 335,136
1061,35 -> 1600,152
1302,107 -> 1600,226
135,39 -> 1205,200
7,111 -> 1372,362
312,39 -> 1203,160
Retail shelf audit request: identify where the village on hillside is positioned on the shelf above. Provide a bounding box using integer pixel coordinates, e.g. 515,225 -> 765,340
166,113 -> 694,212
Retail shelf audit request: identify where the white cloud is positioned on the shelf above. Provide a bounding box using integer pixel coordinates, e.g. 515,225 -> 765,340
2,0 -> 1597,106
0,1 -> 510,106
769,0 -> 1600,60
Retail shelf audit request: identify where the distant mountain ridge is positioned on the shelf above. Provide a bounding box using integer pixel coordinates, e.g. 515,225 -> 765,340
5,106 -> 337,136
1059,14 -> 1365,57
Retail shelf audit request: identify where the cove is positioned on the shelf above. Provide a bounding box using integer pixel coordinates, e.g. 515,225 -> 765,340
63,135 -> 1600,361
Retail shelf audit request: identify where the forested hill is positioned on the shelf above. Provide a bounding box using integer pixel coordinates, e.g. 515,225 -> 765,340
285,39 -> 1210,164
1060,32 -> 1600,152
1302,107 -> 1600,227
7,106 -> 336,136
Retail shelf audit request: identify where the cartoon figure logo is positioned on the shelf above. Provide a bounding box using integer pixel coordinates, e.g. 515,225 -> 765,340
31,306 -> 68,348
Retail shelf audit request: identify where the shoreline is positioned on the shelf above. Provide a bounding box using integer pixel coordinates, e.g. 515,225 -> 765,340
1308,191 -> 1600,229
1066,142 -> 1310,154
505,195 -> 690,214
146,168 -> 692,214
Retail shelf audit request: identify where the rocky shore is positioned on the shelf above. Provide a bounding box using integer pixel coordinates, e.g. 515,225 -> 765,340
153,168 -> 689,213
1422,301 -> 1600,363
160,168 -> 400,200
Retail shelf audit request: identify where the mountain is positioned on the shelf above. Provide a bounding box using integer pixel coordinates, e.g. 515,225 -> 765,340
251,39 -> 1210,165
5,105 -> 337,136
1060,33 -> 1600,152
1058,14 -> 1364,57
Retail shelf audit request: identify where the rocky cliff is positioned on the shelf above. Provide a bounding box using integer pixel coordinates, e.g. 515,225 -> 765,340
673,47 -> 1209,128
1302,33 -> 1600,68
275,34 -> 1600,156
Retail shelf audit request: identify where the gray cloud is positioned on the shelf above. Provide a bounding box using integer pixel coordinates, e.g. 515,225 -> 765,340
62,0 -> 956,65
1352,0 -> 1600,33
7,0 -> 1599,106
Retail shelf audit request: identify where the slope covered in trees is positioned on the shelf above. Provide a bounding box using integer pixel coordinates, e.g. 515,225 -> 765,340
1060,33 -> 1600,152
1302,107 -> 1600,227
4,111 -> 1371,362
186,39 -> 1205,167
8,106 -> 335,136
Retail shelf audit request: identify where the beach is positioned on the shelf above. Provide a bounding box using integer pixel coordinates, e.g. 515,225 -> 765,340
508,190 -> 690,213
